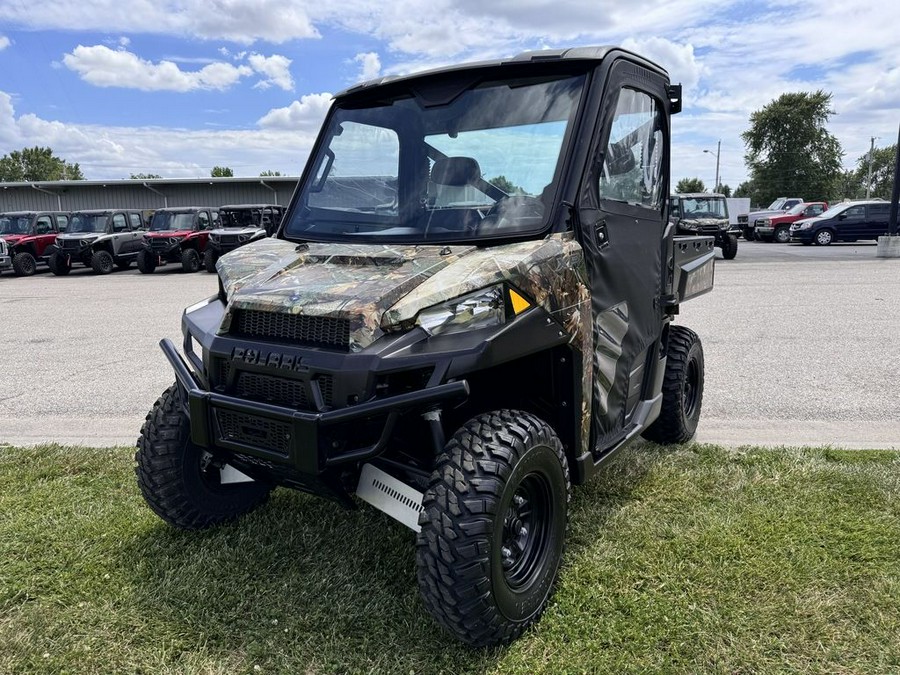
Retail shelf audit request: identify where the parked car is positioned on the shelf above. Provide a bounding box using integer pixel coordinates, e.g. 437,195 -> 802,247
0,211 -> 70,276
754,201 -> 828,243
138,207 -> 218,273
203,204 -> 284,272
50,209 -> 148,275
790,200 -> 891,245
669,192 -> 738,259
738,197 -> 804,240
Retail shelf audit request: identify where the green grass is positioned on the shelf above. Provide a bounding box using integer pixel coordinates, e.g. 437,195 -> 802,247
2,444 -> 900,674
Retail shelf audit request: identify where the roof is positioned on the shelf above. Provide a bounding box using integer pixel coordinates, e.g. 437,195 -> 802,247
0,210 -> 67,216
674,193 -> 727,198
336,45 -> 667,100
219,203 -> 283,210
0,176 -> 300,190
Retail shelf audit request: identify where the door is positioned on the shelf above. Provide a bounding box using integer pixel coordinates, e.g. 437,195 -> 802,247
865,203 -> 890,238
120,212 -> 145,255
578,61 -> 668,450
835,204 -> 865,240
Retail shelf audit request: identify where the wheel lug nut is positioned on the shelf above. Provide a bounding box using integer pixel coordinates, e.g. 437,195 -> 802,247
514,495 -> 525,506
519,527 -> 528,537
501,546 -> 512,559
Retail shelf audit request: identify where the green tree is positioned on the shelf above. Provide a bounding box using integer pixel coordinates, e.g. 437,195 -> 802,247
130,173 -> 162,179
716,184 -> 732,198
487,175 -> 525,194
742,91 -> 843,205
855,144 -> 896,200
675,177 -> 705,193
260,170 -> 282,176
211,166 -> 234,177
0,146 -> 84,181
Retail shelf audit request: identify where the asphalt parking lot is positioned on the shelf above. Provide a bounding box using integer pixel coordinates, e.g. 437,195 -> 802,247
1,239 -> 898,448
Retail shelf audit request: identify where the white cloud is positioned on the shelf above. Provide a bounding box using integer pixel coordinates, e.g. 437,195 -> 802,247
0,88 -> 320,178
0,35 -> 10,51
257,93 -> 332,130
247,53 -> 294,91
63,45 -> 253,92
353,52 -> 381,81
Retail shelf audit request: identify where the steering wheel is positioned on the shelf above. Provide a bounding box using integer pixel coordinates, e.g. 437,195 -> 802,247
477,195 -> 545,235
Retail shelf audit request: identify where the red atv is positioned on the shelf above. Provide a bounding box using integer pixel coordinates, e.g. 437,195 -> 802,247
137,207 -> 217,274
0,211 -> 70,276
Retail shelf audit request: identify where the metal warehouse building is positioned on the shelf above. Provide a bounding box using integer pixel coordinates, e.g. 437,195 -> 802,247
0,176 -> 301,212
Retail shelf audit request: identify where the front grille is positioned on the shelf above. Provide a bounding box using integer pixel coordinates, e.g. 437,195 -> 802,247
149,238 -> 170,251
219,234 -> 240,245
737,215 -> 748,224
59,239 -> 82,252
232,309 -> 350,350
236,371 -> 311,408
215,409 -> 291,456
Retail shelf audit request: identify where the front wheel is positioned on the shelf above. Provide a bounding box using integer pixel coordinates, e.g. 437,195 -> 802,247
48,252 -> 71,276
743,229 -> 755,241
774,227 -> 791,243
814,229 -> 834,246
90,250 -> 115,275
720,233 -> 738,260
417,410 -> 570,647
12,251 -> 37,276
135,384 -> 273,529
642,325 -> 705,444
203,249 -> 218,273
181,248 -> 201,273
137,250 -> 157,274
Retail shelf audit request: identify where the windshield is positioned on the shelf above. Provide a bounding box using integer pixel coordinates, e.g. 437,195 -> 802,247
785,203 -> 807,216
283,72 -> 586,243
151,212 -> 195,231
221,209 -> 260,228
68,213 -> 109,233
766,199 -> 786,210
0,215 -> 33,235
680,197 -> 727,219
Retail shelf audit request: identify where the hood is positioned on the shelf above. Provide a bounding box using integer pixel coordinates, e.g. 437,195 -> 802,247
1,234 -> 28,245
146,229 -> 193,238
58,232 -> 101,241
211,227 -> 264,237
678,217 -> 727,227
216,233 -> 588,353
749,209 -> 784,221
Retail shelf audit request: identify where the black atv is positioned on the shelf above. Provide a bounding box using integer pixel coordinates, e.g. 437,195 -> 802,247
135,46 -> 715,648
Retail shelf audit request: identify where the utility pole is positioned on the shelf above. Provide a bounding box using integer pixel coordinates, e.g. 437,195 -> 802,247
703,140 -> 721,192
866,136 -> 876,199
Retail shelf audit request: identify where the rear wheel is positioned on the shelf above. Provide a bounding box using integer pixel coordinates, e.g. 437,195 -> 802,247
48,252 -> 71,276
417,410 -> 570,647
642,325 -> 704,444
774,226 -> 791,243
91,250 -> 115,275
135,383 -> 273,529
137,250 -> 157,274
181,248 -> 201,273
12,251 -> 37,276
743,229 -> 755,241
814,229 -> 834,246
203,249 -> 218,273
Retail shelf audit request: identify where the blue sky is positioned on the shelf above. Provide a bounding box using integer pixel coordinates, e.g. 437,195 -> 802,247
1,0 -> 899,189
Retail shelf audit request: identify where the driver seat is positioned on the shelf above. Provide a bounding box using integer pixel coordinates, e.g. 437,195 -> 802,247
428,156 -> 482,208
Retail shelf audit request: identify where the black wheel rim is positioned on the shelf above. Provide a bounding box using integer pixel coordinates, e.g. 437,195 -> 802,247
21,256 -> 35,274
683,356 -> 700,418
500,472 -> 552,589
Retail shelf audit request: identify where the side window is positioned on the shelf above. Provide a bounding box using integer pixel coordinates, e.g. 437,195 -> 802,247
36,216 -> 53,234
806,204 -> 823,216
844,206 -> 865,218
112,213 -> 128,231
56,215 -> 69,232
129,212 -> 143,229
868,204 -> 890,221
197,211 -> 210,229
211,211 -> 220,227
598,87 -> 664,208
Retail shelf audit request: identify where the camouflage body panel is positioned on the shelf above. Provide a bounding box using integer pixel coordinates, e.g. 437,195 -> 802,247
382,232 -> 592,450
215,233 -> 593,452
216,238 -> 474,352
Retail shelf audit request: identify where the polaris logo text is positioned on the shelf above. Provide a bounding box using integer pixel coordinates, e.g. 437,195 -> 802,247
231,347 -> 309,373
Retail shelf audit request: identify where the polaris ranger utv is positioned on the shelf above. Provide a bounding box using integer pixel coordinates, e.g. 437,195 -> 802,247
135,46 -> 715,647
669,192 -> 737,259
203,204 -> 284,273
50,209 -> 147,275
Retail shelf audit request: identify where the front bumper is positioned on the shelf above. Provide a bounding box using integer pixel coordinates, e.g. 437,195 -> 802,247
755,226 -> 774,236
790,229 -> 813,242
163,337 -> 468,478
0,254 -> 10,270
144,242 -> 184,263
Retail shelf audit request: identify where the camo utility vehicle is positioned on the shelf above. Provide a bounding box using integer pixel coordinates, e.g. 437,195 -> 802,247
50,209 -> 147,275
138,207 -> 218,274
203,204 -> 284,272
136,46 -> 715,647
669,192 -> 737,259
0,211 -> 69,275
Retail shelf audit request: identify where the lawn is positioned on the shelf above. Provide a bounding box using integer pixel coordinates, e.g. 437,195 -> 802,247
1,443 -> 899,674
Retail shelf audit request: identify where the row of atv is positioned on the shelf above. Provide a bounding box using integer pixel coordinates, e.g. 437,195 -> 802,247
0,204 -> 284,277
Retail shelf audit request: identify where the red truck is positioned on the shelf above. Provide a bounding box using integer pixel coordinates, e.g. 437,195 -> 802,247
754,202 -> 828,243
0,211 -> 70,276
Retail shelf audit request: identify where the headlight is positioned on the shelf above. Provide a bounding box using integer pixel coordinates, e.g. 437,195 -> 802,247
416,285 -> 506,336
209,233 -> 219,243
798,221 -> 813,230
718,221 -> 729,230
169,237 -> 181,244
759,218 -> 770,226
79,238 -> 94,247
